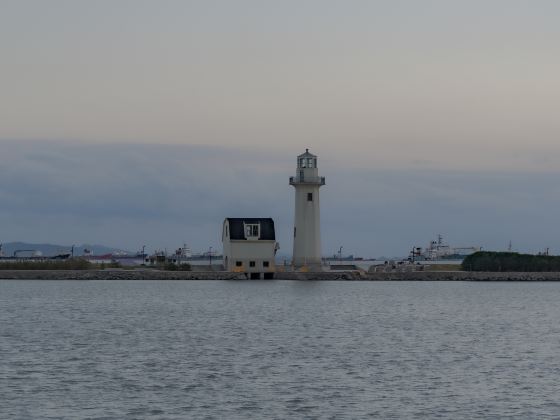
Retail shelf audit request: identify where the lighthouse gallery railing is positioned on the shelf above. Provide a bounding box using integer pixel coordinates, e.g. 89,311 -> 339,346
289,176 -> 326,185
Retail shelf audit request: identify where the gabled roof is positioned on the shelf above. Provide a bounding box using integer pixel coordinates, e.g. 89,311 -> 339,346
297,148 -> 316,159
225,218 -> 276,240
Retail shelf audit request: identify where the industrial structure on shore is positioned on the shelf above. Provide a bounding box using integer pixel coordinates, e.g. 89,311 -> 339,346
410,235 -> 481,262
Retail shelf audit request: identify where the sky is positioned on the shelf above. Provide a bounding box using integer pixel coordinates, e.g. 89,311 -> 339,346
1,1 -> 560,256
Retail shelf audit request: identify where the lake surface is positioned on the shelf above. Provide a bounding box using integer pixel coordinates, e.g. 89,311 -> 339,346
1,280 -> 560,419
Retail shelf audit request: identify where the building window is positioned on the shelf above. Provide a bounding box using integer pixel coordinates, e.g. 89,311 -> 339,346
307,192 -> 313,201
307,158 -> 313,168
235,261 -> 242,267
249,261 -> 256,267
263,261 -> 269,267
245,223 -> 260,239
300,158 -> 306,168
294,227 -> 296,237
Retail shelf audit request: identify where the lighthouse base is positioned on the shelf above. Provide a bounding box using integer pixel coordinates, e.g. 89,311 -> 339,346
292,258 -> 324,272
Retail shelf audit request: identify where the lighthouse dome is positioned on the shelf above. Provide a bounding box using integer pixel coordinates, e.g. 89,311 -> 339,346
297,149 -> 317,168
297,148 -> 316,159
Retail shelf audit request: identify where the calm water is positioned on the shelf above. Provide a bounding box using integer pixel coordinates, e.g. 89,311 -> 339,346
1,280 -> 560,419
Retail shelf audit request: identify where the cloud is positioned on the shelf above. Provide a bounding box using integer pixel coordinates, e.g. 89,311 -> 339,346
1,140 -> 560,256
0,141 -> 293,252
2,1 -> 560,174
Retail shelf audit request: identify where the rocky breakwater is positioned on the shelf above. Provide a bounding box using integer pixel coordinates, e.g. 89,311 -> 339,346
278,271 -> 560,281
2,270 -> 560,281
364,271 -> 560,281
0,270 -> 248,280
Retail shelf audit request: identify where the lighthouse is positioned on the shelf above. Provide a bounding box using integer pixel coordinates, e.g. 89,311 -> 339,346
289,149 -> 325,268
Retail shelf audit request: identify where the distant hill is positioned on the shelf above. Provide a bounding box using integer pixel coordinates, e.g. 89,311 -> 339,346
0,242 -> 130,257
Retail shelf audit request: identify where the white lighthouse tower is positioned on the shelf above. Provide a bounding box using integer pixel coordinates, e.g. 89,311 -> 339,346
290,149 -> 325,268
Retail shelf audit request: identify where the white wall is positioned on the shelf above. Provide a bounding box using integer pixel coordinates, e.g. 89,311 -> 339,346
225,240 -> 276,272
292,184 -> 322,266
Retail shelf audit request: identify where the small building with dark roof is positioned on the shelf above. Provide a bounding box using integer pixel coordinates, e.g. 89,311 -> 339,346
222,218 -> 279,279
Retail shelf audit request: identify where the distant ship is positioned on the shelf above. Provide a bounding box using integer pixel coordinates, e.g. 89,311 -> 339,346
410,235 -> 481,261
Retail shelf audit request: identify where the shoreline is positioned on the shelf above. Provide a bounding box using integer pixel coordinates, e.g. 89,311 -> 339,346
2,270 -> 560,281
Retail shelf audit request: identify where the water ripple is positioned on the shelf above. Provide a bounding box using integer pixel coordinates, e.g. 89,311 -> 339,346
2,280 -> 560,419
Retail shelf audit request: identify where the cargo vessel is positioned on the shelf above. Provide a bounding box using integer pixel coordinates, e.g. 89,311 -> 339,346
410,235 -> 481,261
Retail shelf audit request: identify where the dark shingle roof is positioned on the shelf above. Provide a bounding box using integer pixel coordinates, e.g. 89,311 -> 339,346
225,218 -> 275,240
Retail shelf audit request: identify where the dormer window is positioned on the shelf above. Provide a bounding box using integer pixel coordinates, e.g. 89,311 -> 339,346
245,223 -> 260,239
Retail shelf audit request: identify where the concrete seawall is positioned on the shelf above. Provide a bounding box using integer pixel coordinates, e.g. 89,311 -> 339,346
2,270 -> 560,281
